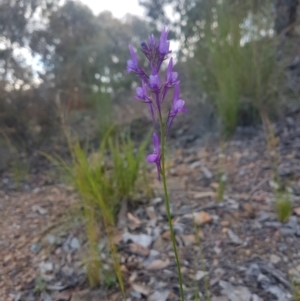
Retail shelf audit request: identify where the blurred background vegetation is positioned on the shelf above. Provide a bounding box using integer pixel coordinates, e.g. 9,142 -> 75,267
0,0 -> 300,169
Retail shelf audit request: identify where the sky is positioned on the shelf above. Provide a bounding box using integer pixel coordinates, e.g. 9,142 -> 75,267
80,0 -> 144,18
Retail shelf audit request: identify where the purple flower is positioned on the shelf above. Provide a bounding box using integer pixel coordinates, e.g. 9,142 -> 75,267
147,132 -> 161,181
135,81 -> 156,123
149,74 -> 160,92
162,58 -> 179,101
167,84 -> 187,134
165,58 -> 179,87
127,45 -> 139,73
159,28 -> 171,56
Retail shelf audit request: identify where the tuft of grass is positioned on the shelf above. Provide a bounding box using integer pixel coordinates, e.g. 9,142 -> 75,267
293,282 -> 300,301
43,126 -> 149,291
216,173 -> 226,203
275,188 -> 292,223
11,158 -> 29,188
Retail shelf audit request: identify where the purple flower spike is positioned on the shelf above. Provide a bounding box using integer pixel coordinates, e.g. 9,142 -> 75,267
159,28 -> 171,55
147,132 -> 161,181
167,84 -> 187,135
127,45 -> 139,73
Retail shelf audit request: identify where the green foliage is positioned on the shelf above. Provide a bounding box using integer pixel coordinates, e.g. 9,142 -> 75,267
189,0 -> 282,136
217,173 -> 226,203
34,276 -> 47,294
275,189 -> 292,223
292,282 -> 300,301
45,127 -> 149,288
11,159 -> 29,188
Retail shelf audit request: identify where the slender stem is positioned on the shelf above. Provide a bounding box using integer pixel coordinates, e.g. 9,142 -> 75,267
159,115 -> 185,301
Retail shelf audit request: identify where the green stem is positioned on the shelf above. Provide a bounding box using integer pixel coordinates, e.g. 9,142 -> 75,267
159,116 -> 185,301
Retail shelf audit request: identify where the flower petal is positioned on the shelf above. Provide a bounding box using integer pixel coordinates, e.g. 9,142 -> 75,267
129,45 -> 138,65
174,99 -> 185,111
147,153 -> 158,163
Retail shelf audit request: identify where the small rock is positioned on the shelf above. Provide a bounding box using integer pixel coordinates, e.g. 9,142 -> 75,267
131,291 -> 142,299
227,229 -> 243,245
123,233 -> 153,248
195,270 -> 208,281
287,216 -> 298,230
70,237 -> 80,250
151,197 -> 163,205
47,235 -> 56,245
190,161 -> 201,169
39,262 -> 53,275
280,227 -> 295,236
201,166 -> 213,179
270,254 -> 281,264
257,273 -> 271,290
246,264 -> 260,278
267,285 -> 286,300
252,294 -> 262,301
211,297 -> 229,301
148,290 -> 170,301
30,242 -> 42,254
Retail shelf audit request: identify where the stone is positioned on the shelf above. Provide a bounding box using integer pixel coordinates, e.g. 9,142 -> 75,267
227,229 -> 243,245
70,237 -> 80,250
122,233 -> 153,248
270,254 -> 281,264
148,290 -> 170,301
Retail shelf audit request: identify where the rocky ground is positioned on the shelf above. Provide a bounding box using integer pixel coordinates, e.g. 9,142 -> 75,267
1,109 -> 300,301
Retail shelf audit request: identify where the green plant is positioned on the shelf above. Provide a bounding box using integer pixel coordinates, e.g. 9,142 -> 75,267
217,173 -> 226,203
11,158 -> 29,188
34,276 -> 47,294
44,127 -> 148,291
292,281 -> 300,301
191,0 -> 282,136
275,188 -> 292,223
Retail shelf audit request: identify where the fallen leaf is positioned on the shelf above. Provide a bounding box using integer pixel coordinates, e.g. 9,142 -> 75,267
162,231 -> 171,240
193,191 -> 215,199
132,283 -> 151,296
146,206 -> 156,220
129,243 -> 150,256
146,259 -> 170,270
193,211 -> 212,225
127,212 -> 141,225
181,234 -> 199,246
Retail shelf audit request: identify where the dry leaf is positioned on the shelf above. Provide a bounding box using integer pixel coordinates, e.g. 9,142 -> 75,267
193,211 -> 212,225
129,243 -> 150,256
146,259 -> 170,270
